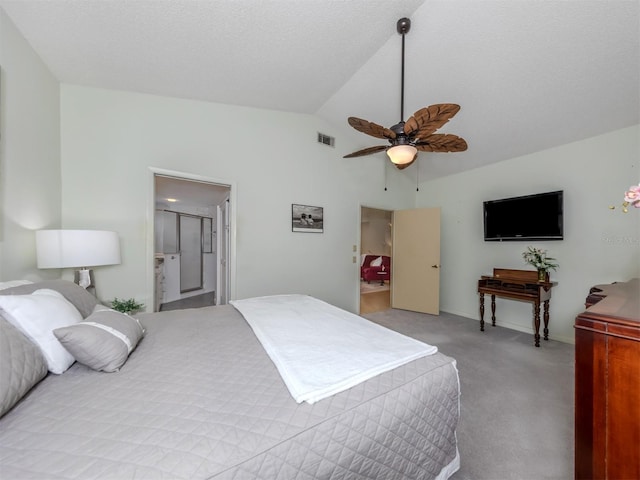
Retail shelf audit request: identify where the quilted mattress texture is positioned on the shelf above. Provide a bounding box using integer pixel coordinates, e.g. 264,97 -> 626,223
0,305 -> 460,480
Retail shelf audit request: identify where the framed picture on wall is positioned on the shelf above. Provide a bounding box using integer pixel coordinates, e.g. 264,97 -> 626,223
292,204 -> 324,233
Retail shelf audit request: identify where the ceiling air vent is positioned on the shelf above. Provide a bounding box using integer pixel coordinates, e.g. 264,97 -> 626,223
317,132 -> 335,147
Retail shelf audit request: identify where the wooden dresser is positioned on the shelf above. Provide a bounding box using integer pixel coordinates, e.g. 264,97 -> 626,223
574,278 -> 640,480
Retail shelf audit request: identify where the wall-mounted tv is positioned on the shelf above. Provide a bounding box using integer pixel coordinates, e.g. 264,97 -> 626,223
483,190 -> 563,241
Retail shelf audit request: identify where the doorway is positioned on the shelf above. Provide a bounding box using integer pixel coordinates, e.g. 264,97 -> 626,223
359,206 -> 442,316
360,206 -> 392,314
152,172 -> 232,312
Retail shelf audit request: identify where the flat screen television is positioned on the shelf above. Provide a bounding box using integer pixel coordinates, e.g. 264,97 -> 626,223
483,190 -> 563,241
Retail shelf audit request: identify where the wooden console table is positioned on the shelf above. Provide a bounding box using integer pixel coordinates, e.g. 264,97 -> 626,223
477,268 -> 556,347
574,278 -> 640,480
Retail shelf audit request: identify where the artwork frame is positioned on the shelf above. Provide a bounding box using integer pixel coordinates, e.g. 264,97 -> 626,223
292,204 -> 324,233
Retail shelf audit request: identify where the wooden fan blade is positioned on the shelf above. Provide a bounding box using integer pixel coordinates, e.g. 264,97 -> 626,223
348,117 -> 396,140
343,145 -> 389,158
404,104 -> 461,138
415,134 -> 468,152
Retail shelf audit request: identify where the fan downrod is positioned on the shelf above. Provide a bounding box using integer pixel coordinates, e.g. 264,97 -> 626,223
397,18 -> 411,122
397,18 -> 411,35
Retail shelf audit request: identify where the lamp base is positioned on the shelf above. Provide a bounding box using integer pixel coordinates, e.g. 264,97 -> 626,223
74,268 -> 95,291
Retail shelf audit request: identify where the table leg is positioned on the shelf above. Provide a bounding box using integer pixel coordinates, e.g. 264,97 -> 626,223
479,293 -> 485,332
491,294 -> 496,327
543,300 -> 550,341
533,302 -> 541,347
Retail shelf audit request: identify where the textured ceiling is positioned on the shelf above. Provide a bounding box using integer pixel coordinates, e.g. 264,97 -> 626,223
2,0 -> 639,181
1,0 -> 424,112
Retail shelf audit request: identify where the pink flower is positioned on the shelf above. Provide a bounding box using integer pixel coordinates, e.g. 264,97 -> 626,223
624,184 -> 640,208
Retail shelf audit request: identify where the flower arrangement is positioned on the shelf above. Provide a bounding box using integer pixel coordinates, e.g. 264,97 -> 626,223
110,298 -> 145,314
611,183 -> 640,213
522,246 -> 559,273
623,183 -> 640,211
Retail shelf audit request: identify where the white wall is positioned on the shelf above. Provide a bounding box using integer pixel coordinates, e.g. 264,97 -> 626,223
60,85 -> 415,310
0,8 -> 61,281
416,125 -> 639,343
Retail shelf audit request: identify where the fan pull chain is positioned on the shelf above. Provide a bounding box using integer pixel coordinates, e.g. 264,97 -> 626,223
416,160 -> 420,191
384,159 -> 388,191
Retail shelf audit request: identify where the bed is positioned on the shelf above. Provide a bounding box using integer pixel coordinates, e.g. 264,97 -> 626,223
0,280 -> 460,479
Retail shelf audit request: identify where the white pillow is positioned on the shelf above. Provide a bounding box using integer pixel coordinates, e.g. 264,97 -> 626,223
370,256 -> 383,267
0,289 -> 82,374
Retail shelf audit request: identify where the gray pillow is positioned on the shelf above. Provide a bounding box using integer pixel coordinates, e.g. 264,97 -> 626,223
0,316 -> 48,418
0,280 -> 98,318
53,309 -> 145,372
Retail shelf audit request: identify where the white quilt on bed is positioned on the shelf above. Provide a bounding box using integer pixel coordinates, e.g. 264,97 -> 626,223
230,294 -> 438,404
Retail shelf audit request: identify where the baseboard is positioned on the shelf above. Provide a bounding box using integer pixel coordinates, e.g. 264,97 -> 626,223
441,309 -> 575,345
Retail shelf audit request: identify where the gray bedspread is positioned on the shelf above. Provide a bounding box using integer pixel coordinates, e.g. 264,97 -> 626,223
0,305 -> 460,480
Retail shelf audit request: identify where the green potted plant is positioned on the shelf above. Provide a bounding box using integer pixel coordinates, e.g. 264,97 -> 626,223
522,246 -> 559,281
110,298 -> 145,315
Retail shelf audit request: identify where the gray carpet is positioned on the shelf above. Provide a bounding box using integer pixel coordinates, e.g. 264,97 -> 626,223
160,292 -> 215,311
363,308 -> 574,480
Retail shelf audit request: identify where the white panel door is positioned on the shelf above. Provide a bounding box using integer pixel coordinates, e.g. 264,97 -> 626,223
216,199 -> 230,305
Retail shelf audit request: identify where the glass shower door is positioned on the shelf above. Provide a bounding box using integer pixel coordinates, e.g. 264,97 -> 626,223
179,214 -> 203,293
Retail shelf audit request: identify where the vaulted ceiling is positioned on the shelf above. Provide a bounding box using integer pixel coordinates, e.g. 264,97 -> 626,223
2,0 -> 638,181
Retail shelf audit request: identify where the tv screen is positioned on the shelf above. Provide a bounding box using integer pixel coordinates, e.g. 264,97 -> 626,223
483,191 -> 563,241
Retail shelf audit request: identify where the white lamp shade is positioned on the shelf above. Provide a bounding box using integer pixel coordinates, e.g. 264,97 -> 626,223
36,230 -> 121,269
386,145 -> 418,165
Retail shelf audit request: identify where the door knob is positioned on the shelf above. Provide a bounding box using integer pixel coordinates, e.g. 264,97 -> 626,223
431,264 -> 440,269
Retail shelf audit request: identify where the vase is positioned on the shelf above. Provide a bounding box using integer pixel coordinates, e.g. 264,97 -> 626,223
537,269 -> 547,282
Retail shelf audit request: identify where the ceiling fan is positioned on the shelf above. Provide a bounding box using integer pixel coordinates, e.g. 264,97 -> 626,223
343,18 -> 467,170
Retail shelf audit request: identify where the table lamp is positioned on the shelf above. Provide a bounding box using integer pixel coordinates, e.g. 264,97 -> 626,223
36,230 -> 121,290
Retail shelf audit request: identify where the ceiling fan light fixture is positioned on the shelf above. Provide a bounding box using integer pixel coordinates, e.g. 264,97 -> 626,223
342,17 -> 466,168
387,145 -> 417,165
